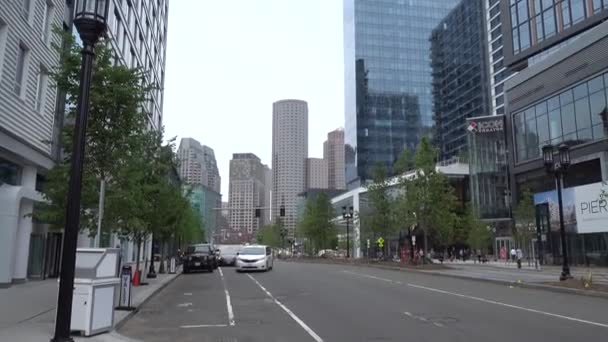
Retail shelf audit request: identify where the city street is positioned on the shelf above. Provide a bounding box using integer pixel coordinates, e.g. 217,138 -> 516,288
119,261 -> 608,342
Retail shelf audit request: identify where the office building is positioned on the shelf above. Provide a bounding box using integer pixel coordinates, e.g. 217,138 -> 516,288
485,0 -> 512,115
0,0 -> 68,287
186,184 -> 221,244
324,128 -> 346,190
307,158 -> 329,190
503,0 -> 608,265
263,165 -> 272,226
177,138 -> 221,193
228,153 -> 269,238
431,0 -> 491,160
272,99 -> 308,237
107,0 -> 169,130
343,0 -> 461,186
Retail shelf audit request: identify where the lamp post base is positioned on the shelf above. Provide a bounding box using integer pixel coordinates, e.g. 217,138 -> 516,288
559,271 -> 572,281
50,336 -> 74,342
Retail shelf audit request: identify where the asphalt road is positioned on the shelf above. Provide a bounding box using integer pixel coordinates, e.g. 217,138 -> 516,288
119,261 -> 608,342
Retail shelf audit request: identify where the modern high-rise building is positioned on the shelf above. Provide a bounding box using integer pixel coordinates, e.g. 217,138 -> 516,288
431,0 -> 491,160
106,0 -> 169,130
177,138 -> 221,193
343,0 -> 461,186
272,99 -> 308,237
323,128 -> 346,190
263,165 -> 272,226
307,158 -> 329,190
228,153 -> 269,237
485,0 -> 511,116
0,0 -> 68,287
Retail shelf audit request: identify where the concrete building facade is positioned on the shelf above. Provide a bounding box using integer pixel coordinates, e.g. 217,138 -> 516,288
307,158 -> 329,190
272,99 -> 308,237
228,153 -> 269,238
323,128 -> 346,190
177,138 -> 221,193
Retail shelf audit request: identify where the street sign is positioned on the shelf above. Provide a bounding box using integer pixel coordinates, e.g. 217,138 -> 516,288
366,239 -> 370,249
116,265 -> 134,311
377,237 -> 384,248
412,235 -> 416,246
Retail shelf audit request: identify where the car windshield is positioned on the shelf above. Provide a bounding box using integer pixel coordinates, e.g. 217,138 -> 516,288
187,245 -> 210,254
220,245 -> 240,254
240,247 -> 265,255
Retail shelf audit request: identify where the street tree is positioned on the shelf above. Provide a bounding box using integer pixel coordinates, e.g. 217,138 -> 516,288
298,193 -> 337,254
257,223 -> 282,248
462,204 -> 492,253
364,163 -> 396,253
397,137 -> 458,261
513,188 -> 536,253
393,148 -> 414,175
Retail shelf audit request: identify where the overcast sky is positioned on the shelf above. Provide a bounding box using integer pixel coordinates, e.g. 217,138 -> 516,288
163,0 -> 345,197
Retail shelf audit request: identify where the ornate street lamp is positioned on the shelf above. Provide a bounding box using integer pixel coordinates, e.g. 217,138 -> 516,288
52,1 -> 109,341
342,206 -> 354,258
541,144 -> 572,281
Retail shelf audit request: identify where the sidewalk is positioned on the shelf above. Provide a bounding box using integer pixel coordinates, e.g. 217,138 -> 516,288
426,259 -> 608,287
0,266 -> 180,342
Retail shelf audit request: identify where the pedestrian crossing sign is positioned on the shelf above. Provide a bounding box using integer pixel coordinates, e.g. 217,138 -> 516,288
377,237 -> 384,248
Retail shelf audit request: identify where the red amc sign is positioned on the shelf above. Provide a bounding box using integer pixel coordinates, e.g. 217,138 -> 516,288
467,118 -> 504,134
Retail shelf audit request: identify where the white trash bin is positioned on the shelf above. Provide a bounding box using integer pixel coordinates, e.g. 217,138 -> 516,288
69,248 -> 120,336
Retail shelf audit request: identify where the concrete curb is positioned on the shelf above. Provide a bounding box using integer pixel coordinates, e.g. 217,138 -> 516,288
113,271 -> 182,331
286,259 -> 608,300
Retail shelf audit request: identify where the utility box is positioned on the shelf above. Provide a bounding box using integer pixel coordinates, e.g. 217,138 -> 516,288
70,248 -> 120,336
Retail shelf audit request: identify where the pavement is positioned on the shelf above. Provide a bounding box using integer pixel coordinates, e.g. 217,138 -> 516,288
119,261 -> 608,342
0,266 -> 180,342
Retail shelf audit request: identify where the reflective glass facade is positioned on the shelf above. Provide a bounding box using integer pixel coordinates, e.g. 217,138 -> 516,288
513,72 -> 608,163
431,0 -> 491,160
486,0 -> 512,115
508,0 -> 608,59
344,0 -> 460,185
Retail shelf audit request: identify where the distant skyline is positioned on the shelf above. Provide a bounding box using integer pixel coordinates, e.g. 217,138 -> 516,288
162,0 -> 345,196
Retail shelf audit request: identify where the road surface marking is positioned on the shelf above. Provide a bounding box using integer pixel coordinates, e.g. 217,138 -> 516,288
177,302 -> 192,307
247,274 -> 324,342
342,270 -> 402,284
184,292 -> 192,296
407,283 -> 608,329
218,267 -> 236,326
180,324 -> 228,328
403,311 -> 443,328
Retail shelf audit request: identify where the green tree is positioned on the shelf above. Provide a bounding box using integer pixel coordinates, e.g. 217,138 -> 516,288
257,223 -> 282,248
462,204 -> 491,252
397,137 -> 458,261
513,188 -> 536,252
364,163 -> 396,250
393,148 -> 414,174
298,193 -> 337,254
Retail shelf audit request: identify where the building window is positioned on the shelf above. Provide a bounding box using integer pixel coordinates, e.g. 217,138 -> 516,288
0,158 -> 21,185
514,72 -> 608,163
14,44 -> 29,97
542,7 -> 556,38
41,0 -> 55,43
562,0 -> 572,29
570,0 -> 586,24
113,9 -> 121,35
35,66 -> 48,112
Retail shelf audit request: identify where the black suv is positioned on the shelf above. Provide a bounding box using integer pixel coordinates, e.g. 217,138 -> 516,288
183,244 -> 216,273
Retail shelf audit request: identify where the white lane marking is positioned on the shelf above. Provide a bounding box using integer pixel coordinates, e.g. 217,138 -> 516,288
344,269 -> 608,329
247,274 -> 324,342
184,292 -> 192,296
342,270 -> 402,284
403,311 -> 440,328
177,302 -> 192,307
180,324 -> 228,328
407,283 -> 608,329
218,267 -> 236,326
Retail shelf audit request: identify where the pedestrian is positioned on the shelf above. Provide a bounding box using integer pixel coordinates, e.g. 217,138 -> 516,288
500,246 -> 506,263
459,249 -> 464,262
510,247 -> 516,263
477,249 -> 482,263
516,248 -> 523,269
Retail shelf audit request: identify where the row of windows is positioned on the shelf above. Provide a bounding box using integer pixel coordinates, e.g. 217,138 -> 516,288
0,4 -> 55,114
510,0 -> 606,54
514,72 -> 608,163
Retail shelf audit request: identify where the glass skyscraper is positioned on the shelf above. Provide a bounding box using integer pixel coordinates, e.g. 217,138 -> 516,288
344,0 -> 461,186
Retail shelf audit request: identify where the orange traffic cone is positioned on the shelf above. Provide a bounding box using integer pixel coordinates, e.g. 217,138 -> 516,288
132,269 -> 140,287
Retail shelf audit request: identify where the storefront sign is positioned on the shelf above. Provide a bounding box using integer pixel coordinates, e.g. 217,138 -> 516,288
467,118 -> 504,134
534,182 -> 608,234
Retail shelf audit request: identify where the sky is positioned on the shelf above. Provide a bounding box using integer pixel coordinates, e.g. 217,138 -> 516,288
163,0 -> 345,197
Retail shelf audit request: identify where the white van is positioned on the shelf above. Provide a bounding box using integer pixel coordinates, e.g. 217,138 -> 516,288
235,245 -> 274,272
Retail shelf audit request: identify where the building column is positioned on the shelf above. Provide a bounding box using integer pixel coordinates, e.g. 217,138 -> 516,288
600,151 -> 608,181
12,166 -> 37,282
353,192 -> 361,259
0,186 -> 20,287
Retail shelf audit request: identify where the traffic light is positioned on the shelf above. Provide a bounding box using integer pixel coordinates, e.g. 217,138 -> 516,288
280,206 -> 285,217
255,208 -> 261,218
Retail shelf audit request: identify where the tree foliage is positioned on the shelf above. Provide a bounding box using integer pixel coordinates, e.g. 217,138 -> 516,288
513,188 -> 536,247
364,163 -> 396,240
393,148 -> 414,175
257,223 -> 282,248
297,193 -> 337,253
463,204 -> 491,251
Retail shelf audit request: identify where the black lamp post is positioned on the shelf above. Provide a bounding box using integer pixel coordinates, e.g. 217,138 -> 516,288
342,206 -> 354,258
542,144 -> 572,281
52,1 -> 109,341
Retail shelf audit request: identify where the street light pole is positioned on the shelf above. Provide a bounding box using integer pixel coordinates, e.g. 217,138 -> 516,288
342,206 -> 353,258
542,144 -> 572,281
52,2 -> 109,341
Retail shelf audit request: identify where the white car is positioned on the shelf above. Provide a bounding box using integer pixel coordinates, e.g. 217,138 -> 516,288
236,245 -> 274,272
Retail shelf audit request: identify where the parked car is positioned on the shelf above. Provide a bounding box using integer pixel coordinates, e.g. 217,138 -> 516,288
218,245 -> 240,266
183,244 -> 215,273
236,245 -> 273,272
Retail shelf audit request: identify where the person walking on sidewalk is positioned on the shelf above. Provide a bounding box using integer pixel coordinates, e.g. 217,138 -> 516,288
516,248 -> 523,269
510,248 -> 517,263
